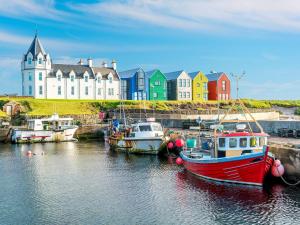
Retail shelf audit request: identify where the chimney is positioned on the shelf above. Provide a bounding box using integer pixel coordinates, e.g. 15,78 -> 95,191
102,61 -> 107,68
87,57 -> 93,67
112,59 -> 117,70
210,69 -> 216,73
77,59 -> 83,65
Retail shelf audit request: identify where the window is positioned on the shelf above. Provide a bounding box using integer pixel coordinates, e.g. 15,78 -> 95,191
39,72 -> 42,81
85,76 -> 88,82
98,88 -> 101,95
85,86 -> 88,95
153,92 -> 158,98
57,75 -> 61,82
179,92 -> 182,98
164,92 -> 167,98
259,137 -> 266,147
132,126 -> 139,132
39,85 -> 43,95
203,83 -> 207,91
239,138 -> 248,148
229,138 -> 237,148
109,77 -> 113,84
152,124 -> 162,131
29,72 -> 32,81
187,79 -> 190,87
197,94 -> 201,98
28,57 -> 32,64
97,77 -> 101,84
38,58 -> 42,64
154,81 -> 160,86
183,79 -> 186,87
219,138 -> 226,147
58,86 -> 61,95
187,92 -> 190,98
183,92 -> 186,98
71,75 -> 74,82
108,88 -> 114,96
197,83 -> 200,87
164,81 -> 167,88
204,93 -> 208,101
71,86 -> 74,95
29,85 -> 32,95
179,79 -> 182,87
139,125 -> 152,132
250,137 -> 257,147
222,80 -> 226,91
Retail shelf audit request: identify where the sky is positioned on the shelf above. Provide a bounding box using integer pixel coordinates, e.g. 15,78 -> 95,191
0,0 -> 299,99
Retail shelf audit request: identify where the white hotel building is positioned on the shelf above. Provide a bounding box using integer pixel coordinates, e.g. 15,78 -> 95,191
21,35 -> 120,100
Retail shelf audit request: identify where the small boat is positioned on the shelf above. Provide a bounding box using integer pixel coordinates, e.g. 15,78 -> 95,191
0,121 -> 11,143
109,119 -> 165,154
11,113 -> 78,143
178,99 -> 274,186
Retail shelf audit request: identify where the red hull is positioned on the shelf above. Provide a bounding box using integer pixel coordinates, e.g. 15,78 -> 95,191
181,153 -> 273,186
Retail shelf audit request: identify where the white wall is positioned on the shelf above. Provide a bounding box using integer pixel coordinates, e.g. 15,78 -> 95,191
177,71 -> 192,100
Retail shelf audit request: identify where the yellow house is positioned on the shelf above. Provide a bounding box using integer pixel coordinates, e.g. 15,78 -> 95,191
189,71 -> 208,101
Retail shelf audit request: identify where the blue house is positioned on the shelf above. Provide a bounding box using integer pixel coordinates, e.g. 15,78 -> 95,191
119,68 -> 147,100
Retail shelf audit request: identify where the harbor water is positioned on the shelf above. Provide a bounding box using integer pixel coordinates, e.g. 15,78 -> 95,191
0,142 -> 300,225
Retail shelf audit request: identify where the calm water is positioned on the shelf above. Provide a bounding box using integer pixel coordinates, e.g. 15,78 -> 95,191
0,142 -> 300,225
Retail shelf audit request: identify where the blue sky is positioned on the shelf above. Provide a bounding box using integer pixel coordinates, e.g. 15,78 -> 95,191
0,0 -> 299,99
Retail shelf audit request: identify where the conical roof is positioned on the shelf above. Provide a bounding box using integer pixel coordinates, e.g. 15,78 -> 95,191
26,34 -> 46,59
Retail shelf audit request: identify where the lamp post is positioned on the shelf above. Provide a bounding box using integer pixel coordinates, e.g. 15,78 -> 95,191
230,71 -> 245,100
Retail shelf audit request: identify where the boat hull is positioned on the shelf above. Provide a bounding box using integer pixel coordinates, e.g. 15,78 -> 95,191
110,137 -> 164,155
180,149 -> 273,186
11,127 -> 78,143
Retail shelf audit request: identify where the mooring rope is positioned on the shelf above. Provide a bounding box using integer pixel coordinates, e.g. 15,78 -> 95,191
278,167 -> 300,186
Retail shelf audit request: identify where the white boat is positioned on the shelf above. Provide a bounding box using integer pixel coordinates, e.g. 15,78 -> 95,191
11,113 -> 78,143
108,120 -> 165,154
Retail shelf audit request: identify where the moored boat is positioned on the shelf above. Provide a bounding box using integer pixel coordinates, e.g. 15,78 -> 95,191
109,119 -> 165,154
177,99 -> 275,186
11,113 -> 78,143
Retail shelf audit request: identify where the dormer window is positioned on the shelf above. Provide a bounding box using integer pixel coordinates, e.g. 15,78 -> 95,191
38,58 -> 42,64
109,76 -> 113,84
97,77 -> 101,84
85,76 -> 88,82
71,75 -> 74,82
57,75 -> 61,82
28,57 -> 32,65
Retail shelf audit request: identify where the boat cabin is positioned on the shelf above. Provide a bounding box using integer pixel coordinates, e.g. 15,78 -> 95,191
27,114 -> 74,131
217,132 -> 268,157
129,122 -> 163,138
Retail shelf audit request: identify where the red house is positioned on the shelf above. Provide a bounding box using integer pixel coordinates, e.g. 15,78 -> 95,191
206,72 -> 230,100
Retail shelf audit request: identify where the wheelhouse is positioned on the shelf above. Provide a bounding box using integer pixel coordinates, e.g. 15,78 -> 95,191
129,122 -> 163,138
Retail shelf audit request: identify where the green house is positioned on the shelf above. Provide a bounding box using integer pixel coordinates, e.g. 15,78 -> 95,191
145,69 -> 168,100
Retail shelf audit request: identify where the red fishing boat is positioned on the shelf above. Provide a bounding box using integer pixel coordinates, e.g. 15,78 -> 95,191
178,99 -> 275,186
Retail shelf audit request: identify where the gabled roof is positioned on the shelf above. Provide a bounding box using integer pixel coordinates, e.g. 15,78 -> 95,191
119,68 -> 143,79
206,72 -> 225,81
189,71 -> 204,79
145,69 -> 166,80
164,70 -> 185,80
92,67 -> 119,80
26,35 -> 46,59
50,64 -> 94,78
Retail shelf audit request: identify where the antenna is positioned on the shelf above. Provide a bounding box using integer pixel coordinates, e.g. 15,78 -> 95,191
230,71 -> 245,100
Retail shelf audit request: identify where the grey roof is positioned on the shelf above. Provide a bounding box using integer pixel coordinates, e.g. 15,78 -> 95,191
92,67 -> 119,80
145,69 -> 157,79
164,70 -> 185,80
206,72 -> 225,81
26,35 -> 46,59
119,68 -> 143,79
189,71 -> 200,79
49,64 -> 119,80
50,64 -> 94,78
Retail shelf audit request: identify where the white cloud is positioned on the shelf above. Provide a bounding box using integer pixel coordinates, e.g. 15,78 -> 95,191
69,0 -> 300,32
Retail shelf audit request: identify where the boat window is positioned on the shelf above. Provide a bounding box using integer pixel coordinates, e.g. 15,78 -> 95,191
152,124 -> 162,131
250,137 -> 257,147
239,138 -> 247,148
218,138 -> 225,148
132,126 -> 139,132
229,138 -> 237,148
259,137 -> 266,147
139,125 -> 152,132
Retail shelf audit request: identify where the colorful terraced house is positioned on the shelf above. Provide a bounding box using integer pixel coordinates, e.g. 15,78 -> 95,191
145,69 -> 167,100
189,71 -> 208,101
119,68 -> 147,100
165,70 -> 192,100
206,71 -> 231,100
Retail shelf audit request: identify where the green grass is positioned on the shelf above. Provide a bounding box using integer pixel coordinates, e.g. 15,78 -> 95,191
0,97 -> 299,116
295,107 -> 300,115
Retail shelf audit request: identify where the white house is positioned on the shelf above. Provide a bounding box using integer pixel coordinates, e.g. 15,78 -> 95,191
21,34 -> 120,100
165,70 -> 192,100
